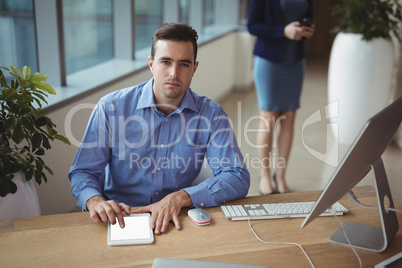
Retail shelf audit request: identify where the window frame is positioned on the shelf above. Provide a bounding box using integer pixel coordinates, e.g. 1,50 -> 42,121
31,0 -> 242,111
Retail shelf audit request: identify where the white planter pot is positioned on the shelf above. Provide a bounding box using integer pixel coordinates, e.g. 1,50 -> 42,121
0,172 -> 41,220
328,32 -> 394,145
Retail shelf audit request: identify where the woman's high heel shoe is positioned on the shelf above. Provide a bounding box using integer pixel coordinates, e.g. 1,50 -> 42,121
259,177 -> 276,195
273,173 -> 290,194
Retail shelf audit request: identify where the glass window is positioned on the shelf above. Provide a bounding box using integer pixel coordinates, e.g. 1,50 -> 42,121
62,0 -> 113,75
0,0 -> 37,81
179,0 -> 189,24
134,0 -> 162,53
204,0 -> 214,27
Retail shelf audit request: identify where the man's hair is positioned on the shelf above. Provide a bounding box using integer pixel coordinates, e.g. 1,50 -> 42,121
151,23 -> 198,63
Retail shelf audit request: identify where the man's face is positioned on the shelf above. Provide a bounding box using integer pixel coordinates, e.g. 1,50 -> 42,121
148,40 -> 198,109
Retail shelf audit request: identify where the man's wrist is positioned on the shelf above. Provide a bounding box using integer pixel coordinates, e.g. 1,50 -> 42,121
175,190 -> 193,208
86,195 -> 105,211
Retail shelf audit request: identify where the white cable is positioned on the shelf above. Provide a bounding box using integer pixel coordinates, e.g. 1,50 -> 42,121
332,211 -> 362,268
247,192 -> 401,268
342,189 -> 402,267
347,191 -> 402,213
247,218 -> 316,268
385,207 -> 402,213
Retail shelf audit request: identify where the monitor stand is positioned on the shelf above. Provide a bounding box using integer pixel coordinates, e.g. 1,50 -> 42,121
330,157 -> 399,252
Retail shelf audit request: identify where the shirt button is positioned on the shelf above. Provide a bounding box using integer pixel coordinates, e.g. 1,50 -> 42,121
165,119 -> 168,122
200,203 -> 204,207
157,167 -> 161,171
161,144 -> 164,148
155,192 -> 159,195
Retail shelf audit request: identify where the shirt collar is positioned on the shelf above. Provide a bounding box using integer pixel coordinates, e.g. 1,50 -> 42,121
137,78 -> 199,113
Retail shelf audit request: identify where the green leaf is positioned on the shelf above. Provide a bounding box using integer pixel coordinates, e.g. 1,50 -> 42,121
26,168 -> 34,181
34,170 -> 42,185
35,117 -> 47,128
22,66 -> 31,80
19,106 -> 32,116
41,134 -> 51,149
45,125 -> 57,136
0,180 -> 17,197
13,154 -> 28,167
33,97 -> 43,108
12,123 -> 24,144
45,117 -> 56,128
31,92 -> 47,103
43,165 -> 53,176
55,134 -> 71,145
333,0 -> 402,42
30,72 -> 47,82
20,93 -> 34,104
35,148 -> 45,155
34,82 -> 56,95
1,87 -> 16,99
20,116 -> 35,132
32,132 -> 42,151
41,172 -> 48,183
6,101 -> 20,115
9,161 -> 23,174
10,65 -> 22,79
10,78 -> 19,89
5,117 -> 17,130
0,69 -> 7,87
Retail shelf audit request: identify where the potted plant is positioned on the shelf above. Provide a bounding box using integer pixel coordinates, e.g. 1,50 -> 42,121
0,66 -> 70,219
327,0 -> 402,144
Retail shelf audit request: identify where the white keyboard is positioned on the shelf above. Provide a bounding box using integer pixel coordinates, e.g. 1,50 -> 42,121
220,201 -> 348,220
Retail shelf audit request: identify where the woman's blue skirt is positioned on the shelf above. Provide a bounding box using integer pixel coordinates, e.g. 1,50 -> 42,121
253,55 -> 305,112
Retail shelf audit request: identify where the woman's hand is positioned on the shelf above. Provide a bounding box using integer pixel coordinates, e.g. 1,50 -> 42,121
284,22 -> 315,40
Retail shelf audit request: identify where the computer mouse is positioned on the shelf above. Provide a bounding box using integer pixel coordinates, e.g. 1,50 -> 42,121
188,208 -> 211,226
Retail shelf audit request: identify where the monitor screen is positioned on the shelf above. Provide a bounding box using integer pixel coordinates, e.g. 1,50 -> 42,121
301,97 -> 402,251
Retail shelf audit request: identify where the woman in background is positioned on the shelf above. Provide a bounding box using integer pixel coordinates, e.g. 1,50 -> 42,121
247,0 -> 315,194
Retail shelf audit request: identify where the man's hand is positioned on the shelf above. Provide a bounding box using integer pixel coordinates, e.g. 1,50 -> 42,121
133,190 -> 192,235
86,195 -> 132,228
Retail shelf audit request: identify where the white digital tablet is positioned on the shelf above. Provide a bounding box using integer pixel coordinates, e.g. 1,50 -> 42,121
107,213 -> 154,246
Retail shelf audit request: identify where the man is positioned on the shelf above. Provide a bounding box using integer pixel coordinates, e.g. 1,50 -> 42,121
68,23 -> 250,235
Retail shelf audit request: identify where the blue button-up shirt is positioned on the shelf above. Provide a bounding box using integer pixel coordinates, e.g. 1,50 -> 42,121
68,79 -> 250,210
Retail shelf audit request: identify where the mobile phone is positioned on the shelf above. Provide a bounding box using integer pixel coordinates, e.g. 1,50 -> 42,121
300,18 -> 314,27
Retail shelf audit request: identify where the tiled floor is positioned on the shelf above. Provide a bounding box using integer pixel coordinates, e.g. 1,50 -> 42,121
219,55 -> 402,206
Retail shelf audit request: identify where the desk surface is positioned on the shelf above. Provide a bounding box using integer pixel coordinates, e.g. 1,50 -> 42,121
1,186 -> 401,268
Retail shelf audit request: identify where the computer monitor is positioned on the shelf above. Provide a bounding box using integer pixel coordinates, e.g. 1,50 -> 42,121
301,97 -> 402,252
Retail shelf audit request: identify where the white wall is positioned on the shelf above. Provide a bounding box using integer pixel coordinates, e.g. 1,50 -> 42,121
35,30 -> 255,215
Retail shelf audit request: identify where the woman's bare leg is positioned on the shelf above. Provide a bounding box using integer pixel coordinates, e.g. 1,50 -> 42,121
258,110 -> 279,194
275,110 -> 296,193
